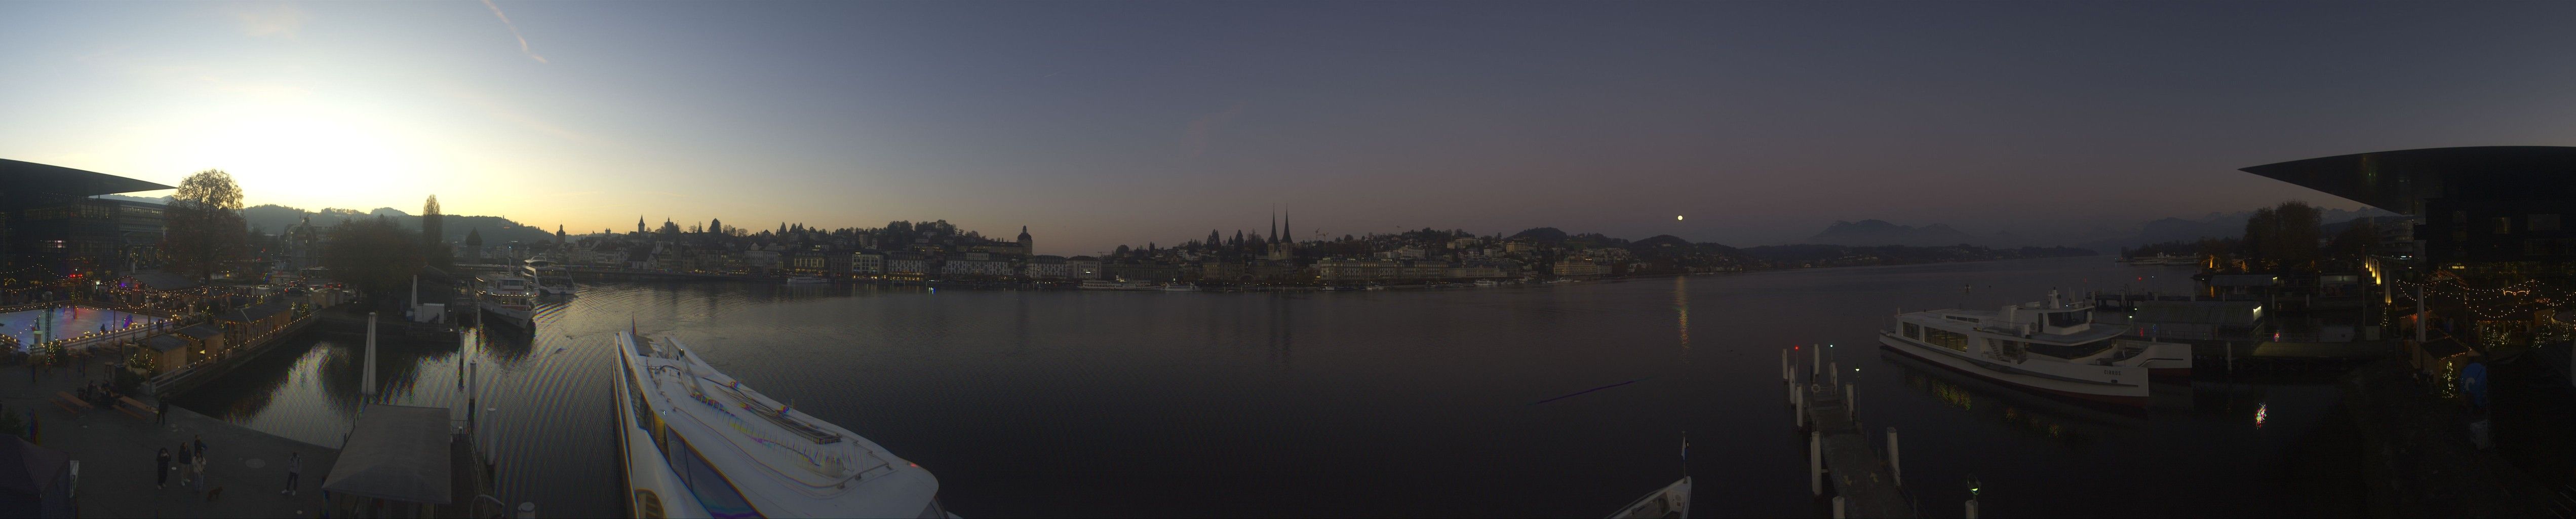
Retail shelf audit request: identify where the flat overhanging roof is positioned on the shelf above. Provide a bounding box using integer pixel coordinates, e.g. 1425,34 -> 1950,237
2238,146 -> 2576,214
0,158 -> 175,197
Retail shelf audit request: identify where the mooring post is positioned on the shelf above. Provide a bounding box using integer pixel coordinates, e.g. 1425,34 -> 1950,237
1794,389 -> 1806,428
1782,349 -> 1790,382
1846,384 -> 1857,422
1966,499 -> 1979,518
1811,344 -> 1821,378
1887,427 -> 1902,487
1829,361 -> 1839,386
1809,430 -> 1824,497
1832,496 -> 1847,518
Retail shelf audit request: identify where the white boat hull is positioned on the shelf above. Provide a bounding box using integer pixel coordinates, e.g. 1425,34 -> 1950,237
480,300 -> 532,329
1607,477 -> 1689,519
1878,332 -> 2150,406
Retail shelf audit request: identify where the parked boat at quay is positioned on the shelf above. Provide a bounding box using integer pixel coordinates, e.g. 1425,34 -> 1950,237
477,273 -> 536,330
1159,283 -> 1202,292
1877,290 -> 2191,406
785,275 -> 830,285
1606,477 -> 1689,518
615,330 -> 958,518
527,258 -> 577,298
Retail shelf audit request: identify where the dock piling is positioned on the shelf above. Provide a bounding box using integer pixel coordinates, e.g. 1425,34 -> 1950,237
1846,384 -> 1856,422
1830,361 -> 1839,386
1833,496 -> 1848,518
1809,430 -> 1824,497
1887,427 -> 1902,487
1811,344 -> 1820,378
1965,499 -> 1978,518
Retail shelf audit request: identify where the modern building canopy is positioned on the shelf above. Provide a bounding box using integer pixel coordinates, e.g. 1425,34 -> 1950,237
2239,146 -> 2576,215
0,158 -> 174,199
321,404 -> 454,504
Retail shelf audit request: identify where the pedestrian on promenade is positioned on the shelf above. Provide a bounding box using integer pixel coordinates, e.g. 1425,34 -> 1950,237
279,451 -> 300,496
156,447 -> 171,489
174,443 -> 193,492
157,399 -> 170,426
191,446 -> 208,492
193,434 -> 206,461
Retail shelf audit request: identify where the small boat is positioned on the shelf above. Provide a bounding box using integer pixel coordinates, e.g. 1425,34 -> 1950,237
1878,290 -> 2192,406
614,331 -> 956,518
785,275 -> 830,285
1474,280 -> 1500,287
1607,477 -> 1690,519
1159,283 -> 1202,292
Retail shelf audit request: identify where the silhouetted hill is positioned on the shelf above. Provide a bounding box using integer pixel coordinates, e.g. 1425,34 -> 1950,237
242,204 -> 560,245
1810,219 -> 1989,247
1507,227 -> 1568,244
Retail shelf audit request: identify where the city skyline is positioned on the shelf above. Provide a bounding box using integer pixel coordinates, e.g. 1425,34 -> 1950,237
12,2 -> 2576,254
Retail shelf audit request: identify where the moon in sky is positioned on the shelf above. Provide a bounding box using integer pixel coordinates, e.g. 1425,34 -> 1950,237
1675,215 -> 1685,221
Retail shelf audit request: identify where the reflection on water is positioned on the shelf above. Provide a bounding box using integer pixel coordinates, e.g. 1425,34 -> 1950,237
174,257 -> 2347,517
1882,349 -> 2125,447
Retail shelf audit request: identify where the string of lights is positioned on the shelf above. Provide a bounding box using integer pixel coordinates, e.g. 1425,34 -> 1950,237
2393,277 -> 2571,319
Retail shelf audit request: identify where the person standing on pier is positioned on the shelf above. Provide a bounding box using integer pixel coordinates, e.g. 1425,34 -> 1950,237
174,443 -> 192,492
190,444 -> 208,493
156,447 -> 171,489
279,451 -> 300,496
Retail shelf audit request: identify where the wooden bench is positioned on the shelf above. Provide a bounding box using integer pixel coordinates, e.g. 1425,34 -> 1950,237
52,392 -> 94,415
116,396 -> 156,421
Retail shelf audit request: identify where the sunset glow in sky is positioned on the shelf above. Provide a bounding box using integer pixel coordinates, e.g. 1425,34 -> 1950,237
9,2 -> 2576,254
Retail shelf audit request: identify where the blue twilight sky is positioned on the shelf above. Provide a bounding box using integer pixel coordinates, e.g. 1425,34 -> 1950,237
7,1 -> 2576,255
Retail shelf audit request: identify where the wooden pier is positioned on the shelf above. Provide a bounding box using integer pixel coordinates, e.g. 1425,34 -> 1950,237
1785,347 -> 1920,518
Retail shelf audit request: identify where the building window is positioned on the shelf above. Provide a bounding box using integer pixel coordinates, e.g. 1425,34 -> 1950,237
2528,239 -> 2558,256
1903,322 -> 1920,340
2532,214 -> 2561,233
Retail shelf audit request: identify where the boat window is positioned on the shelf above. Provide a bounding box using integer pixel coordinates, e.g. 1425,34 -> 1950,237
628,369 -> 655,434
666,434 -> 766,518
1903,322 -> 1921,340
2046,311 -> 2089,328
1922,328 -> 1970,352
1992,340 -> 2028,361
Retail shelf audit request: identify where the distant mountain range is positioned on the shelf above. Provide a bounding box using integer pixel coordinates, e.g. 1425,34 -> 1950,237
94,194 -> 562,245
1804,207 -> 2400,250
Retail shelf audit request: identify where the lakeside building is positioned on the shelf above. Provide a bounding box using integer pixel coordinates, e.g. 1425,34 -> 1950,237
1067,255 -> 1102,280
2242,146 -> 2576,352
1,159 -> 177,294
851,250 -> 886,276
1026,254 -> 1069,279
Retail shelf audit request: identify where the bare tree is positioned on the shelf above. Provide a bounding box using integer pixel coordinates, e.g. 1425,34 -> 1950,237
162,169 -> 248,282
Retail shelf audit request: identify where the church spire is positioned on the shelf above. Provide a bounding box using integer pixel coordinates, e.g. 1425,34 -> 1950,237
1270,206 -> 1279,245
1282,204 -> 1291,244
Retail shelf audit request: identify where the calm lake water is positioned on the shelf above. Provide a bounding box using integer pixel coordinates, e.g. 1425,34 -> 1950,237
178,256 -> 2337,517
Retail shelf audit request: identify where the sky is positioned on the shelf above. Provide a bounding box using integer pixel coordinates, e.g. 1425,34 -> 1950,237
8,2 -> 2576,255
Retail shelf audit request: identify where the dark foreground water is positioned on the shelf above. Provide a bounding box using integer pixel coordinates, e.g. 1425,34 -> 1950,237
178,256 -> 2336,517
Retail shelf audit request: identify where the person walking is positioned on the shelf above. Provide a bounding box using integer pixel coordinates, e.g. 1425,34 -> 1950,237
192,434 -> 207,462
155,447 -> 171,490
157,399 -> 169,426
279,451 -> 300,496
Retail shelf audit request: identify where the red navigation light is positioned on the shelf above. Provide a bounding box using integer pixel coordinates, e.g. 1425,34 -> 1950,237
1792,345 -> 1800,350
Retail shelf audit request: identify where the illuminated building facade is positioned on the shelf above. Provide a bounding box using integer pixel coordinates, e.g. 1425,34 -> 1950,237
1,159 -> 175,293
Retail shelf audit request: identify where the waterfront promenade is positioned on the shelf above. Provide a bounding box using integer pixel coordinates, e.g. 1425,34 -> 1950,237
5,362 -> 333,516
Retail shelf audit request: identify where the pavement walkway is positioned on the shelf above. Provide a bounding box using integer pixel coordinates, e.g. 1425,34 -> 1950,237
4,361 -> 336,517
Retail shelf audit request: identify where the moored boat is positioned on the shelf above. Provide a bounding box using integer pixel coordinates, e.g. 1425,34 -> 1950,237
1159,283 -> 1201,291
1078,280 -> 1157,290
1877,290 -> 2191,406
1606,477 -> 1689,518
614,331 -> 956,517
785,275 -> 829,285
477,273 -> 535,330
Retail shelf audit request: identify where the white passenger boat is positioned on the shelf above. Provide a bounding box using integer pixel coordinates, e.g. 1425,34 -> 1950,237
477,273 -> 536,330
614,331 -> 956,518
785,275 -> 829,285
526,258 -> 576,298
1606,477 -> 1689,519
1878,290 -> 2191,406
1159,283 -> 1201,292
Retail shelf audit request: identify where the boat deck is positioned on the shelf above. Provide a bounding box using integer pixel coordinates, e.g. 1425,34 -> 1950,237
1802,382 -> 1917,518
